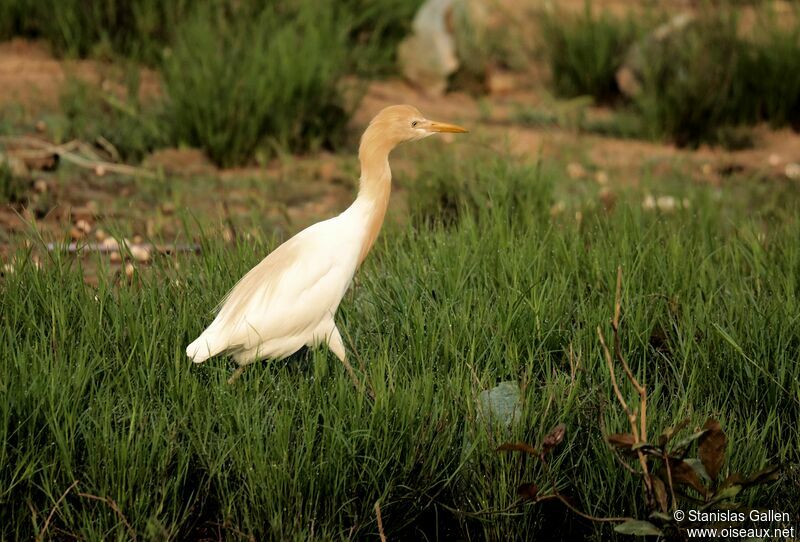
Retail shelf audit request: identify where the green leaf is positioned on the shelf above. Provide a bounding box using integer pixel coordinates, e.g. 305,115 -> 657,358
649,511 -> 673,523
614,520 -> 664,536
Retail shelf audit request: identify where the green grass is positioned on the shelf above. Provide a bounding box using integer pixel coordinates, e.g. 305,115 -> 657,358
2,151 -> 799,539
633,10 -> 748,147
0,0 -> 418,70
0,0 -> 195,63
162,2 -> 352,167
540,4 -> 800,147
341,0 -> 424,76
539,3 -> 640,103
0,1 -> 422,166
49,77 -> 168,163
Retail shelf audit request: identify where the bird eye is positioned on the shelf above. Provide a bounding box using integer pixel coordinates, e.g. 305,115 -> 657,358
411,121 -> 419,128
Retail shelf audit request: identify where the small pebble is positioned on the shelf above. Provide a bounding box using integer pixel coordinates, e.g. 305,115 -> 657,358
768,154 -> 781,166
33,179 -> 48,193
95,229 -> 107,241
657,196 -> 677,212
549,201 -> 566,217
125,263 -> 135,277
567,162 -> 586,180
110,251 -> 122,263
101,237 -> 119,250
75,219 -> 92,234
599,188 -> 616,211
785,163 -> 800,180
130,245 -> 151,263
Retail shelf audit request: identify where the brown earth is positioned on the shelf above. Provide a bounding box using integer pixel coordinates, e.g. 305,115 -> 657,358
1,29 -> 800,263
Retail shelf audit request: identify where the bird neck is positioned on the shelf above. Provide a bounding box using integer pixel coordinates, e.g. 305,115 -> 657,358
353,130 -> 394,265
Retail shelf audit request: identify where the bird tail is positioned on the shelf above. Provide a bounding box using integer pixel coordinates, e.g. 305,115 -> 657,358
186,328 -> 224,364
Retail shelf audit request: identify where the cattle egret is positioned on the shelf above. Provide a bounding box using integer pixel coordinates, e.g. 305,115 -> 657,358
186,105 -> 467,383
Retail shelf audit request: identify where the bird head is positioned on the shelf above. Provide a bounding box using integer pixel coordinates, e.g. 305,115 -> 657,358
365,105 -> 468,149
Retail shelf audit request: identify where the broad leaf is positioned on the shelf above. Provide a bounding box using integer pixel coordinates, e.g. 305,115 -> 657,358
497,442 -> 538,455
720,473 -> 743,489
649,511 -> 673,523
614,520 -> 663,536
670,459 -> 708,497
652,476 -> 669,513
671,429 -> 709,457
541,423 -> 566,454
516,482 -> 539,500
698,418 -> 726,482
657,418 -> 690,447
711,484 -> 741,502
743,465 -> 781,488
683,458 -> 712,484
607,433 -> 636,449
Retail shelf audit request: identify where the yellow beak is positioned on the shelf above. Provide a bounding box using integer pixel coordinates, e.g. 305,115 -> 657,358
427,120 -> 469,133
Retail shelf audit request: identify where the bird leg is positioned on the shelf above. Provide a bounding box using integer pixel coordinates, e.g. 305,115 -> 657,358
327,326 -> 363,393
227,365 -> 247,385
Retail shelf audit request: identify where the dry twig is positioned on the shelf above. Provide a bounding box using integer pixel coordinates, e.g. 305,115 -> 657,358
77,491 -> 136,540
374,500 -> 387,542
38,480 -> 79,542
0,135 -> 157,179
598,266 -> 654,507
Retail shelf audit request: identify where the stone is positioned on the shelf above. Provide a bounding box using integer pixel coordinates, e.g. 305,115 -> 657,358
616,13 -> 696,99
130,245 -> 151,263
477,381 -> 522,430
397,0 -> 459,96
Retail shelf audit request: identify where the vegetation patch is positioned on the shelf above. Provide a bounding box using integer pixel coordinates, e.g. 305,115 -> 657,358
539,4 -> 640,103
2,154 -> 798,539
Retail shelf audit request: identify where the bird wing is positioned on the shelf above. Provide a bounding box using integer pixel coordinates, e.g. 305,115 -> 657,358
203,218 -> 357,355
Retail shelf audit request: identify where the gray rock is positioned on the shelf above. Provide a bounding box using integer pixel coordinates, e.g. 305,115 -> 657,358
616,13 -> 696,98
477,380 -> 522,429
398,0 -> 460,96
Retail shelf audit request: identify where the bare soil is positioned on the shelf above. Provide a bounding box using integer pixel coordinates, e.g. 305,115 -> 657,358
1,34 -> 799,263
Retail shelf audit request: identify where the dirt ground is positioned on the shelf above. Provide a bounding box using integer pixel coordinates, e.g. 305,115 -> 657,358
1,33 -> 799,263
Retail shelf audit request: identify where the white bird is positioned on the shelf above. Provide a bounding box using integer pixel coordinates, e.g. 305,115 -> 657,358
186,105 -> 467,383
